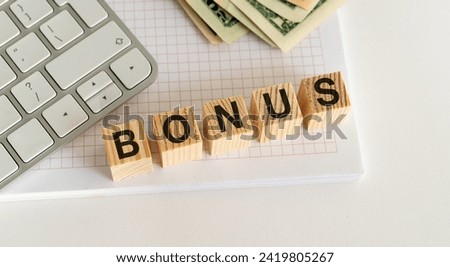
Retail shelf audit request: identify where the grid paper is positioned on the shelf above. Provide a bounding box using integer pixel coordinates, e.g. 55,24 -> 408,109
35,0 -> 337,170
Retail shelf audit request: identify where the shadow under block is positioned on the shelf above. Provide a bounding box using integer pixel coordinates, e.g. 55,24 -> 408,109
203,96 -> 253,155
298,71 -> 351,130
250,83 -> 303,143
153,106 -> 203,167
102,120 -> 153,181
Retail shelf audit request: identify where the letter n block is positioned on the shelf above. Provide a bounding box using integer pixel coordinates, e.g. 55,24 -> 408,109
203,96 -> 253,155
153,106 -> 203,167
250,83 -> 303,143
101,120 -> 153,181
298,71 -> 351,130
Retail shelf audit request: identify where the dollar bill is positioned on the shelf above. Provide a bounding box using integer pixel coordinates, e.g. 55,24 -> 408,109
186,0 -> 248,44
215,0 -> 276,47
178,0 -> 222,45
286,0 -> 315,10
256,0 -> 320,22
231,0 -> 346,52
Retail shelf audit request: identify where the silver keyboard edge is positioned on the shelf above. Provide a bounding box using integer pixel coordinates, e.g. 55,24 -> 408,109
0,0 -> 158,190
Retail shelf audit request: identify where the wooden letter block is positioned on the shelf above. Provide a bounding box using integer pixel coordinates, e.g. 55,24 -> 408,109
102,120 -> 153,181
153,106 -> 203,167
298,71 -> 351,130
250,83 -> 303,143
203,96 -> 253,155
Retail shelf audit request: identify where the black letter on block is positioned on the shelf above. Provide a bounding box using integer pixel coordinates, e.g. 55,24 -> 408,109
214,101 -> 244,133
113,130 -> 140,159
263,89 -> 291,119
315,78 -> 340,106
163,115 -> 191,144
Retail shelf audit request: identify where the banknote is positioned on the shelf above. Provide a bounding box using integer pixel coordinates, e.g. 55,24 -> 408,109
286,0 -> 315,10
215,0 -> 276,47
256,0 -> 320,22
231,0 -> 346,52
178,0 -> 222,45
186,0 -> 248,44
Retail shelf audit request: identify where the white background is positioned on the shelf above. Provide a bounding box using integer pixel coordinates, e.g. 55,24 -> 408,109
1,0 -> 449,246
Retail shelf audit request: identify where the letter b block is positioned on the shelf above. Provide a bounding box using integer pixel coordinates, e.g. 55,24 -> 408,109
251,83 -> 303,143
153,106 -> 203,167
102,120 -> 153,181
298,71 -> 351,130
203,96 -> 253,155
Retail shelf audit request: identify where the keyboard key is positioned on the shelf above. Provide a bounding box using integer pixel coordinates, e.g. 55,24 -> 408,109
55,0 -> 108,28
7,33 -> 51,73
8,119 -> 54,163
46,21 -> 131,90
43,95 -> 88,137
111,48 -> 152,89
0,144 -> 19,183
0,0 -> 158,189
11,72 -> 56,114
0,11 -> 20,48
10,0 -> 53,28
86,83 -> 122,113
0,96 -> 22,135
77,71 -> 112,101
0,56 -> 17,90
40,10 -> 84,50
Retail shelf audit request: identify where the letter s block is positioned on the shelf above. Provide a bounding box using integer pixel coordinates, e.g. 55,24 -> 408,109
251,83 -> 303,143
153,106 -> 203,167
101,120 -> 153,181
203,96 -> 253,155
298,71 -> 351,130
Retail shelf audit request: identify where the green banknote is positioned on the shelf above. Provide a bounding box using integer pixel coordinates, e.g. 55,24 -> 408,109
187,0 -> 248,44
286,0 -> 315,10
178,0 -> 222,45
256,0 -> 320,22
215,0 -> 276,47
231,0 -> 342,52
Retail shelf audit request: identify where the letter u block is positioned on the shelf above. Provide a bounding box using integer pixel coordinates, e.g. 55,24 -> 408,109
153,106 -> 203,167
203,96 -> 253,155
298,71 -> 351,130
101,120 -> 153,181
250,83 -> 303,143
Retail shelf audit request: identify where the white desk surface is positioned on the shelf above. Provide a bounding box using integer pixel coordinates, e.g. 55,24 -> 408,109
1,0 -> 449,246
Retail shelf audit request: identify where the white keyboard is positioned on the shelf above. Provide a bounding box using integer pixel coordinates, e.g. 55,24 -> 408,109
0,0 -> 158,189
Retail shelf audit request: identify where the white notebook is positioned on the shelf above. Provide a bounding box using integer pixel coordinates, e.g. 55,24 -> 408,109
0,0 -> 363,200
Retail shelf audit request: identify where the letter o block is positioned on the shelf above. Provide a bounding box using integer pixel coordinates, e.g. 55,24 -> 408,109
153,106 -> 203,167
250,83 -> 303,143
203,96 -> 253,155
298,71 -> 351,130
102,120 -> 153,181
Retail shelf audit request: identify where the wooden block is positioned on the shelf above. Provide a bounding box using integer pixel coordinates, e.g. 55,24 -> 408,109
250,83 -> 303,143
203,96 -> 253,155
298,71 -> 351,130
153,106 -> 203,167
101,120 -> 153,181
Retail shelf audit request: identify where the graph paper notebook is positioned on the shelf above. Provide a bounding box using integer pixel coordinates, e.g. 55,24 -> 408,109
0,0 -> 363,200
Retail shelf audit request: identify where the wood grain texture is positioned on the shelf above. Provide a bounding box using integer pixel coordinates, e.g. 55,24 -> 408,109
203,96 -> 253,155
153,106 -> 203,167
101,120 -> 153,181
298,71 -> 351,130
250,83 -> 303,143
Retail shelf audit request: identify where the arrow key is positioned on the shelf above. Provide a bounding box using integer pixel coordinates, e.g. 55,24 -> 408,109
111,48 -> 151,89
43,95 -> 88,137
77,71 -> 112,100
86,83 -> 122,113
